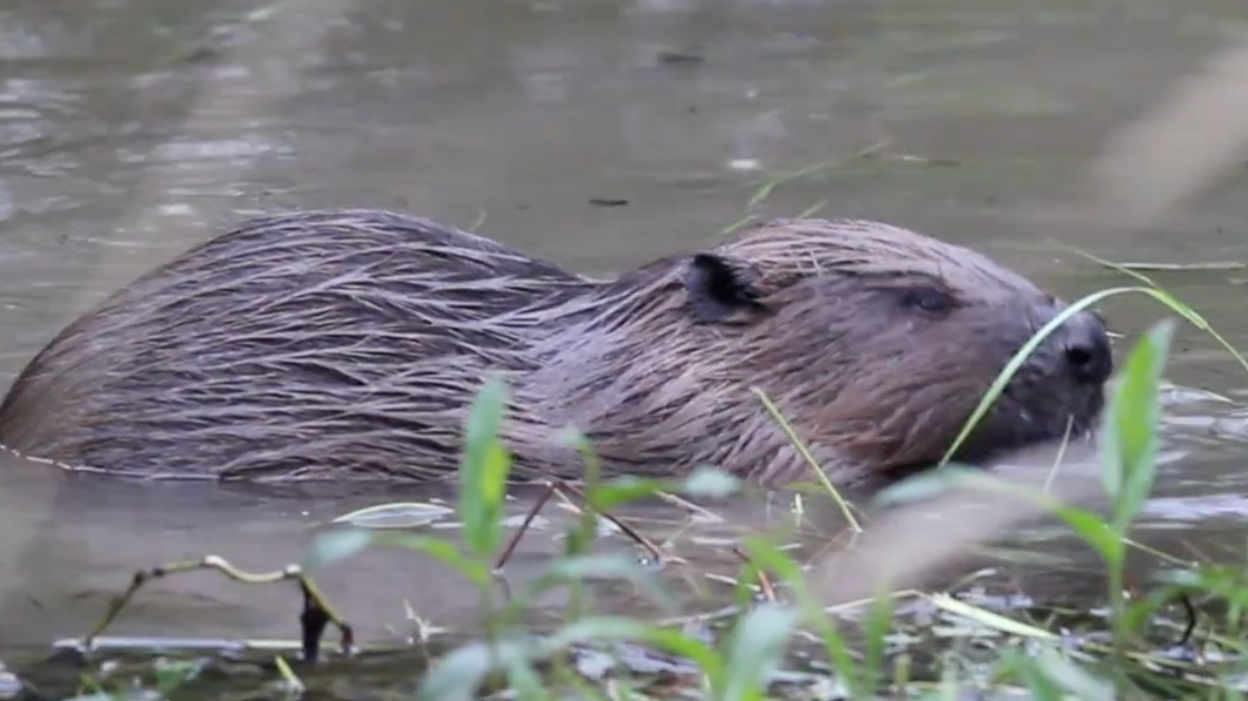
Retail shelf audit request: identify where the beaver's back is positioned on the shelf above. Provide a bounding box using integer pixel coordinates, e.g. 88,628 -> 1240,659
0,210 -> 590,480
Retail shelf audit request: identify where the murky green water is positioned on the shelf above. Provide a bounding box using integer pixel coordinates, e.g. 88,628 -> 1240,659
1,0 -> 1248,689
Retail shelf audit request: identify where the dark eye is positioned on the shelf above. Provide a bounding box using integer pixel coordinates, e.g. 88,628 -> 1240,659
900,287 -> 953,315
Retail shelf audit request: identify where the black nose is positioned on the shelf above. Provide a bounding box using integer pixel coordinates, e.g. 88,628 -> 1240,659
1061,311 -> 1113,385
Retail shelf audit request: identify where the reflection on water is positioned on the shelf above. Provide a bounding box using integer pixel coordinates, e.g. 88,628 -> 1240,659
0,0 -> 1246,654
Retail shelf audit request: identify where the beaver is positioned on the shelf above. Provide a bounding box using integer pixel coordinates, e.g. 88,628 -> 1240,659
0,209 -> 1112,488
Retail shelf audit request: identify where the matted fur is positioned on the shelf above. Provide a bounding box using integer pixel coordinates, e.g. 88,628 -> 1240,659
0,210 -> 1110,487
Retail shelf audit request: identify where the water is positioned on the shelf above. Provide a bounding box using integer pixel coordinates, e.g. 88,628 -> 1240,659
0,0 -> 1247,671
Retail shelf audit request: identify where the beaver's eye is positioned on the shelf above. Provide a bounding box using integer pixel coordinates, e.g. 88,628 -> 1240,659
899,287 -> 953,315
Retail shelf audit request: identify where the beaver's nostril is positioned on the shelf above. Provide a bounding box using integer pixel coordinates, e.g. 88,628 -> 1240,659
1064,326 -> 1113,385
1066,346 -> 1092,367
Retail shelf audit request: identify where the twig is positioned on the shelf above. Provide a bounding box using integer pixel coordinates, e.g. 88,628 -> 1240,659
1042,415 -> 1076,494
555,480 -> 672,565
653,491 -> 724,523
82,555 -> 353,663
1178,592 -> 1198,647
731,546 -> 778,601
495,481 -> 558,570
750,386 -> 863,533
492,479 -> 678,570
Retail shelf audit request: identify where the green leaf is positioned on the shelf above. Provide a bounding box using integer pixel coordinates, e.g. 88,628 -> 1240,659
1157,564 -> 1248,612
539,553 -> 676,612
459,375 -> 514,560
301,528 -> 373,570
584,468 -> 742,513
499,553 -> 677,624
1099,318 -> 1176,531
61,693 -> 115,701
738,537 -> 861,691
860,592 -> 895,693
505,658 -> 546,701
153,658 -> 204,693
683,467 -> 742,499
542,615 -> 660,651
716,603 -> 799,701
875,466 -> 1126,568
1119,586 -> 1188,641
558,426 -> 605,486
370,532 -> 490,587
585,476 -> 671,512
1049,503 -> 1124,568
546,616 -> 724,680
998,649 -> 1066,701
871,464 -> 982,507
1032,650 -> 1115,701
416,638 -> 530,701
633,625 -> 725,677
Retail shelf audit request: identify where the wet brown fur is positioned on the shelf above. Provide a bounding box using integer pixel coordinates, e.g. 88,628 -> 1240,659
0,209 -> 1110,488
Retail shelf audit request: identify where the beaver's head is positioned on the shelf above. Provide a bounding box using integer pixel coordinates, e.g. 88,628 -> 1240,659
533,218 -> 1112,487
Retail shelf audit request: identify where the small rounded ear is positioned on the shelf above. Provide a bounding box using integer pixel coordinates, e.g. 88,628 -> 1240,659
683,253 -> 767,323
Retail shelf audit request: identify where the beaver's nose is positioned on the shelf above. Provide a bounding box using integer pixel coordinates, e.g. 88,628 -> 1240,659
1060,311 -> 1113,385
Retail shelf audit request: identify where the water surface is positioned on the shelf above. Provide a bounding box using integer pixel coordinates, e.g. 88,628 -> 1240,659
0,0 -> 1246,664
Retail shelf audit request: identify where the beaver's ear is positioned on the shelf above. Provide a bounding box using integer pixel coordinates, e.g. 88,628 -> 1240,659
683,253 -> 767,323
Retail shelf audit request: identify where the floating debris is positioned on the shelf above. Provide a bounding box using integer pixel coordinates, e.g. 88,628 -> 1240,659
331,501 -> 456,530
0,663 -> 20,701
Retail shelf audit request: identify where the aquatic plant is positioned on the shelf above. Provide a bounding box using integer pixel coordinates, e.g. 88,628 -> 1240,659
284,277 -> 1248,701
50,269 -> 1248,701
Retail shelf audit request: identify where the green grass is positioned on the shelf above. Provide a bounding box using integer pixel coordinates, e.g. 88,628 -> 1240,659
50,265 -> 1248,701
281,266 -> 1248,701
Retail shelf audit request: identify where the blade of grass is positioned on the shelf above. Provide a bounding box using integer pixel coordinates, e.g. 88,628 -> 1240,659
1100,318 -> 1176,532
750,386 -> 863,533
1067,245 -> 1248,375
939,285 -> 1140,468
925,593 -> 1058,641
714,603 -> 800,701
941,282 -> 1242,469
459,374 -> 514,562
